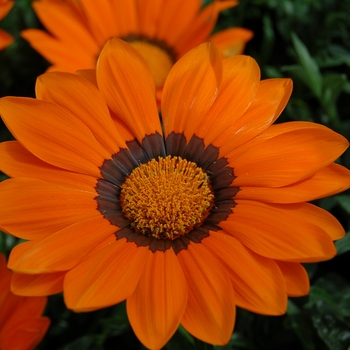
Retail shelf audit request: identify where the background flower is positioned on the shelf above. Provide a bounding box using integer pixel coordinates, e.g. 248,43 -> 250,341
0,254 -> 50,350
0,0 -> 13,50
20,0 -> 252,105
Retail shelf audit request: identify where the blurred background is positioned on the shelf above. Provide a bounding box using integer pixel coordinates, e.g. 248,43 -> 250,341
0,0 -> 349,349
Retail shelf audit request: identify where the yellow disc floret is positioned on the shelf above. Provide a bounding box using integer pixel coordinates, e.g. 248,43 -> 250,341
128,40 -> 174,88
120,156 -> 214,240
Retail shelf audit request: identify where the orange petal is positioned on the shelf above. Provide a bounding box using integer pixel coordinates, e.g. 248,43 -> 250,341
276,261 -> 309,297
211,27 -> 254,56
187,55 -> 260,143
0,1 -> 14,18
21,29 -> 94,71
231,124 -> 349,187
80,0 -> 137,43
0,316 -> 50,350
136,0 -> 162,38
11,271 -> 65,296
0,97 -> 109,177
203,231 -> 287,315
127,249 -> 187,349
36,71 -> 127,153
219,200 -> 338,262
177,241 -> 235,345
76,69 -> 97,86
215,78 -> 293,155
0,178 -> 97,240
228,121 -> 346,159
105,0 -> 138,37
8,217 -> 115,273
10,294 -> 47,317
237,163 -> 350,203
156,0 -> 202,46
162,42 -> 223,140
0,29 -> 13,50
0,141 -> 97,191
64,239 -> 150,312
97,38 -> 161,142
175,1 -> 237,55
32,0 -> 98,53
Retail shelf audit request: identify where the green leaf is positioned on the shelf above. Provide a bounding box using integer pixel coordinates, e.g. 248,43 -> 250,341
214,332 -> 248,349
336,195 -> 350,214
286,301 -> 315,350
305,279 -> 350,349
322,73 -> 347,106
165,326 -> 194,350
335,232 -> 350,256
290,32 -> 323,98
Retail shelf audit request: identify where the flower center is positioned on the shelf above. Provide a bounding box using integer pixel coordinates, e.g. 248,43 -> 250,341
120,155 -> 214,240
124,37 -> 175,88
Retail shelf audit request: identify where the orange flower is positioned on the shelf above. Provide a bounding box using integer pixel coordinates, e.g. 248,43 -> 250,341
0,254 -> 49,350
0,39 -> 349,349
0,0 -> 13,50
21,0 -> 253,105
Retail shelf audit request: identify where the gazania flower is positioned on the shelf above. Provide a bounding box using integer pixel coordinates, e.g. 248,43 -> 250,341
0,254 -> 50,350
0,0 -> 13,50
21,0 -> 253,105
0,39 -> 349,349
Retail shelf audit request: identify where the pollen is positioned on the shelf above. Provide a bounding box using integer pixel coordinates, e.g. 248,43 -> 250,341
120,156 -> 214,240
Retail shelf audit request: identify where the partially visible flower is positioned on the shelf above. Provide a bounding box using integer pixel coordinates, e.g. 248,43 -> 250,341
0,0 -> 13,50
21,0 -> 253,105
0,254 -> 50,350
0,39 -> 349,349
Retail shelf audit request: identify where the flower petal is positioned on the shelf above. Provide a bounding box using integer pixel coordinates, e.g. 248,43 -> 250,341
237,163 -> 350,203
64,239 -> 150,312
219,200 -> 338,262
97,38 -> 162,142
231,123 -> 349,187
0,97 -> 109,177
210,27 -> 254,57
276,261 -> 309,297
203,231 -> 287,315
127,249 -> 187,350
0,1 -> 13,18
11,271 -> 65,296
80,0 -> 138,42
214,78 -> 293,155
186,55 -> 260,144
175,1 -> 238,55
36,72 -> 127,153
155,0 -> 202,46
31,0 -> 98,53
162,41 -> 223,141
8,217 -> 115,273
0,317 -> 50,350
0,29 -> 13,50
0,178 -> 97,240
0,141 -> 96,191
21,29 -> 94,71
177,241 -> 235,345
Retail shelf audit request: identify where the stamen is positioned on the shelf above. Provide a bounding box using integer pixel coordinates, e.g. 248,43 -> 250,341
120,156 -> 214,240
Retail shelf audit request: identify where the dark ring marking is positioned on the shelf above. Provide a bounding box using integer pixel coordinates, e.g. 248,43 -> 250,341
96,132 -> 239,254
120,34 -> 178,62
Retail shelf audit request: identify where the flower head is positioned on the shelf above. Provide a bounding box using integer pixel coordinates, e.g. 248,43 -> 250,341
21,0 -> 253,105
0,0 -> 13,50
0,254 -> 50,350
0,39 -> 349,349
